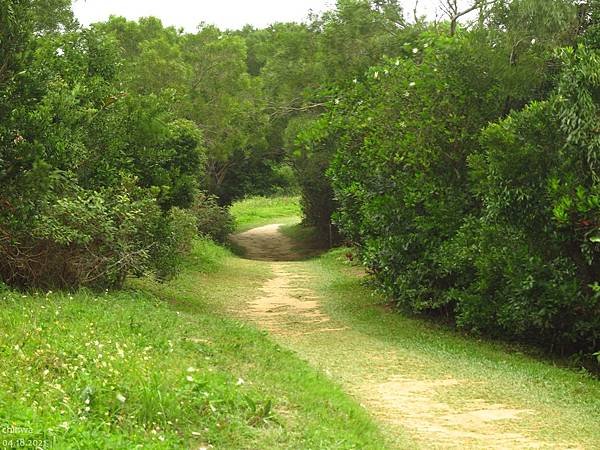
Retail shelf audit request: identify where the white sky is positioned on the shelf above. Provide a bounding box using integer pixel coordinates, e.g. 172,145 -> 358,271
72,0 -> 443,32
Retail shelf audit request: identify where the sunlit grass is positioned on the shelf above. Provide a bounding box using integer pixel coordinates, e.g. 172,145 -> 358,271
230,196 -> 301,232
0,239 -> 387,449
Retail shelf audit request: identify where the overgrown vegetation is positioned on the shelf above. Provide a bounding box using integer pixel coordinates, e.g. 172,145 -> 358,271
0,240 -> 387,449
2,2 -> 600,446
315,1 -> 600,365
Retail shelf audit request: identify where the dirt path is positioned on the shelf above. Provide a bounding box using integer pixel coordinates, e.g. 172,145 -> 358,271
230,224 -> 567,449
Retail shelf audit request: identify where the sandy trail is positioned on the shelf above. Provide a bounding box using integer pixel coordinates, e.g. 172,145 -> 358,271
229,224 -> 300,261
230,224 -> 558,450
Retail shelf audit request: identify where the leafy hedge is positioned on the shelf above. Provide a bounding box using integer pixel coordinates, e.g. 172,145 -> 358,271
0,11 -> 201,289
327,34 -> 600,361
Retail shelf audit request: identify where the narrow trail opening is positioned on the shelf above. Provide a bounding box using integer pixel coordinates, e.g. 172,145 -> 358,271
229,223 -> 569,449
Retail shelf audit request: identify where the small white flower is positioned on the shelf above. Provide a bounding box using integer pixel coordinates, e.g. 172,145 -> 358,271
409,82 -> 416,87
531,38 -> 536,45
186,375 -> 194,382
56,48 -> 64,56
374,71 -> 379,79
116,393 -> 126,403
187,367 -> 196,373
395,59 -> 400,66
412,48 -> 419,54
236,378 -> 245,386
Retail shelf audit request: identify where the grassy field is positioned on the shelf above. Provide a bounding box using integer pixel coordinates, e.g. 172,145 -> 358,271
0,239 -> 387,449
3,196 -> 599,449
229,196 -> 301,232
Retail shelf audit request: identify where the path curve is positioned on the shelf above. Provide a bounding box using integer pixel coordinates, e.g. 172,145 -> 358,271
229,224 -> 301,261
230,224 -> 560,450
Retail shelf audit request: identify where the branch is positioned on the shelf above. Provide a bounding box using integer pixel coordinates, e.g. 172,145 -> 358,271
413,0 -> 420,23
266,102 -> 327,118
445,0 -> 497,36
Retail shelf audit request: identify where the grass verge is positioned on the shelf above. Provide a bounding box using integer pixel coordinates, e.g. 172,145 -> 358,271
298,247 -> 600,448
0,240 -> 388,449
229,196 -> 301,232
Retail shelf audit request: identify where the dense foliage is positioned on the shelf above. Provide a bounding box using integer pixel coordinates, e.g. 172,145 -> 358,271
1,0 -> 599,363
1,2 -> 206,288
318,1 -> 600,363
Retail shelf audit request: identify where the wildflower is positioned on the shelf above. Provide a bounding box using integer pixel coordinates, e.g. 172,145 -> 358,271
412,48 -> 419,54
409,82 -> 416,87
531,38 -> 536,45
186,375 -> 194,382
236,378 -> 245,386
116,393 -> 126,403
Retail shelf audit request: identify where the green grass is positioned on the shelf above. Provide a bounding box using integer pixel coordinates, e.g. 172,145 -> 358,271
0,240 -> 387,449
295,247 -> 600,448
230,196 -> 301,232
5,196 -> 599,449
279,222 -> 330,259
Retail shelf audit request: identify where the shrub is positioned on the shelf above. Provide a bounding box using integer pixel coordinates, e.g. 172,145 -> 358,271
330,34 -> 506,313
286,116 -> 338,231
2,186 -> 146,289
149,206 -> 197,280
190,192 -> 235,243
0,27 -> 200,290
455,49 -> 600,354
327,33 -> 599,361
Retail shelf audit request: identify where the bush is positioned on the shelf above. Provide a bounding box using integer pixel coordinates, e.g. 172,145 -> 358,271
329,33 -> 506,313
454,50 -> 600,354
0,27 -> 201,290
190,192 -> 235,242
327,36 -> 600,362
150,207 -> 197,280
286,116 -> 338,231
0,188 -> 197,289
